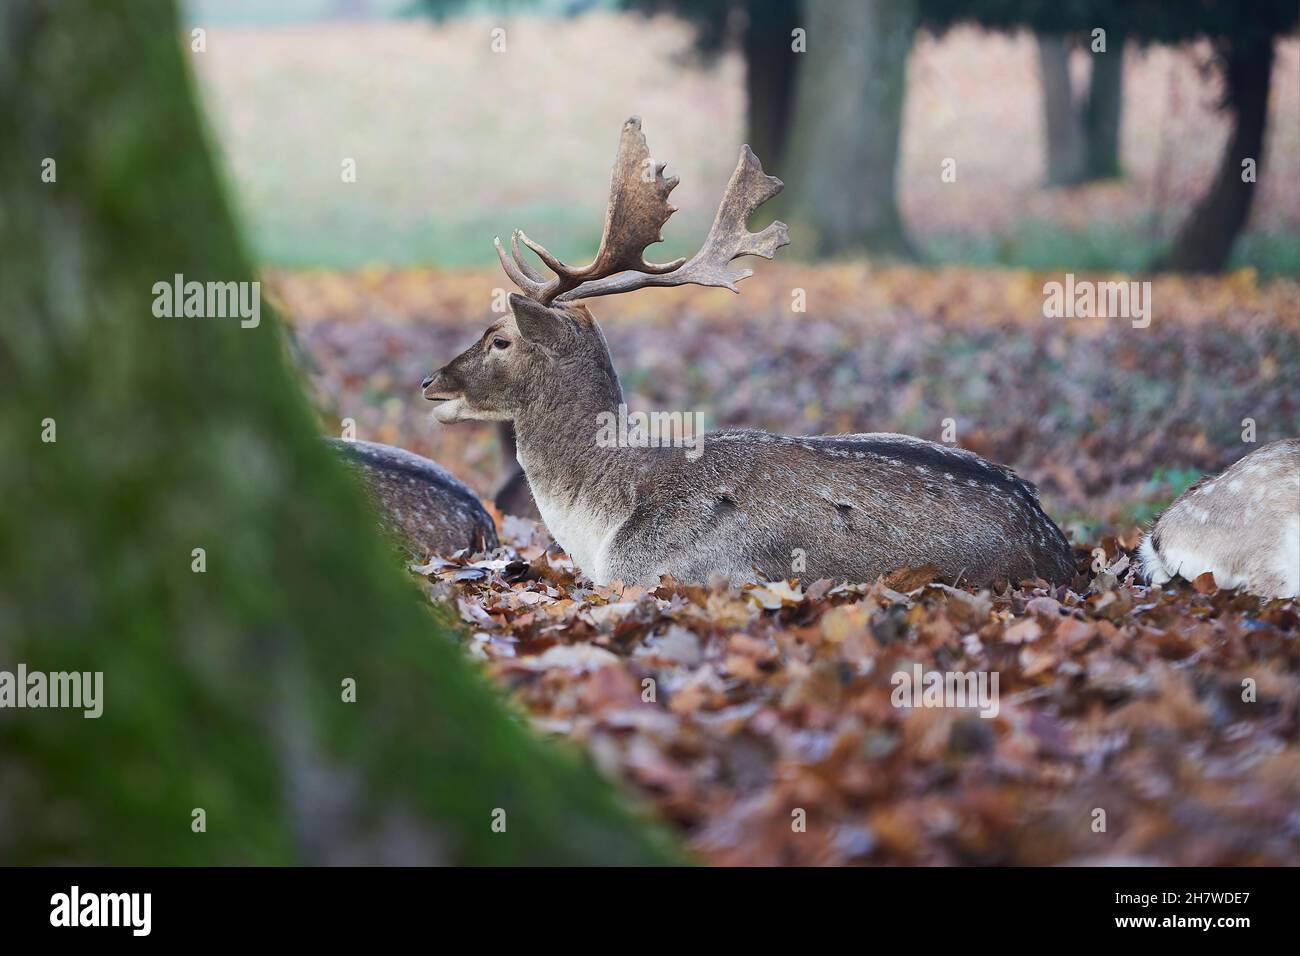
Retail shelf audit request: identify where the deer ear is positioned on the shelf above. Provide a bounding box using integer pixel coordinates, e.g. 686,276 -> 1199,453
508,293 -> 563,344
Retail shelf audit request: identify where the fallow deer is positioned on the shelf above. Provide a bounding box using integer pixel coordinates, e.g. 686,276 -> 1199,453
329,438 -> 498,558
1139,438 -> 1299,598
422,118 -> 1077,587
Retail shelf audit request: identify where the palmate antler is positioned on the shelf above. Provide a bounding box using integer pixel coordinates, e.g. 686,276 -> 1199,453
494,117 -> 789,306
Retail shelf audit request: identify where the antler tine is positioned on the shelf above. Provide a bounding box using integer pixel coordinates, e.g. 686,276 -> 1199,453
510,231 -> 546,283
495,116 -> 687,306
494,233 -> 547,300
557,143 -> 789,302
516,231 -> 575,281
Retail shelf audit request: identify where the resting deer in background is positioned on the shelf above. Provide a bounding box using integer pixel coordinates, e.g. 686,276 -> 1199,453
422,118 -> 1077,587
1140,439 -> 1299,599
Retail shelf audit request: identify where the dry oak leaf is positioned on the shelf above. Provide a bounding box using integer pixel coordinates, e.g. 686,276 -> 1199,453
1003,618 -> 1043,645
882,564 -> 939,593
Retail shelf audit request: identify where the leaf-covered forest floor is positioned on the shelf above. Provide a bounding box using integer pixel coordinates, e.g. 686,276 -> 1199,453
277,266 -> 1300,865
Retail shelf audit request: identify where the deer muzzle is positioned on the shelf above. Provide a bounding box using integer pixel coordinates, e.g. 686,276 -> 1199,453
421,369 -> 466,423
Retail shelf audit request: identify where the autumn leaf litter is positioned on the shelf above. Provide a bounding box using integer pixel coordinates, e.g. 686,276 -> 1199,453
413,517 -> 1299,866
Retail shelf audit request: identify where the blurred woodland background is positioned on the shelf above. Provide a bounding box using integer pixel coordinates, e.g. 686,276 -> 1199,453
191,0 -> 1300,273
3,1 -> 1297,867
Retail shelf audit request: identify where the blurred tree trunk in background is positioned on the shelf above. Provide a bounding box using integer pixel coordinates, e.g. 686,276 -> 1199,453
741,0 -> 800,174
0,0 -> 675,865
619,0 -> 802,177
1036,34 -> 1087,186
1083,30 -> 1124,180
783,0 -> 918,258
1162,35 -> 1274,273
923,0 -> 1294,272
1036,33 -> 1125,186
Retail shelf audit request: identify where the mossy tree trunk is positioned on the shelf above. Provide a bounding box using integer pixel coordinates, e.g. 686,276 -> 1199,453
0,0 -> 676,865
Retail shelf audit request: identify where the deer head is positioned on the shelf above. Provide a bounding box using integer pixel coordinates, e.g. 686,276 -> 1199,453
421,117 -> 789,424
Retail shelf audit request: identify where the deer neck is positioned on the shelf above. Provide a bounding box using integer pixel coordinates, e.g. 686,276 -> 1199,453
511,374 -> 634,576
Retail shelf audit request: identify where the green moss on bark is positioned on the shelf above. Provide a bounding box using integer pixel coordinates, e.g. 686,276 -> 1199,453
0,0 -> 677,865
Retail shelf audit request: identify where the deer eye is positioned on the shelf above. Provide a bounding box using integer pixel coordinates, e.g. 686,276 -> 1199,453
491,336 -> 511,351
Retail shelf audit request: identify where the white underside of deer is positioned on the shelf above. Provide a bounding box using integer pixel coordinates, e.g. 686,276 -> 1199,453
1140,438 -> 1300,598
422,117 -> 1078,588
525,470 -> 622,581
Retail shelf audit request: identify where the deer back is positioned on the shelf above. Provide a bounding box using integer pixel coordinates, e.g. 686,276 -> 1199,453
1140,438 -> 1299,598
